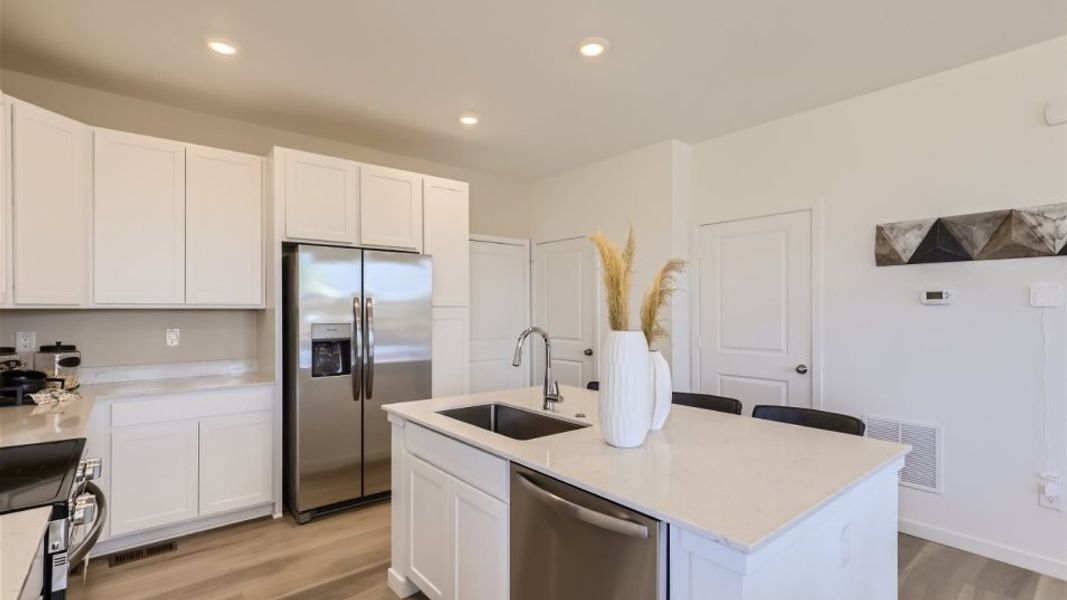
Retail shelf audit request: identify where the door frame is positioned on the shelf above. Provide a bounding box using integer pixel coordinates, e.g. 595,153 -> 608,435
688,203 -> 824,408
470,233 -> 532,387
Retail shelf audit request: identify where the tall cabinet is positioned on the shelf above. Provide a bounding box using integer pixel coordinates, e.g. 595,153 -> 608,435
423,177 -> 470,398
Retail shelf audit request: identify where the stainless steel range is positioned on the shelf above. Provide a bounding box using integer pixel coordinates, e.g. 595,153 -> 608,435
0,438 -> 106,600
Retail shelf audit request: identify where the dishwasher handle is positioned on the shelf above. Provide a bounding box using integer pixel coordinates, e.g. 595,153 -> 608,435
515,472 -> 648,539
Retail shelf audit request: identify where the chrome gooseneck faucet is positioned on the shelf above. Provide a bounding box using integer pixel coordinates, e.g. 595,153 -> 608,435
512,327 -> 564,411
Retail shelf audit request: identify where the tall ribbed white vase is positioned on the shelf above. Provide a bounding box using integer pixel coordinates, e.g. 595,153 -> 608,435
649,350 -> 672,430
598,331 -> 652,448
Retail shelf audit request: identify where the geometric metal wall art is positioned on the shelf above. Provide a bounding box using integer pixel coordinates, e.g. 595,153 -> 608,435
875,203 -> 1067,266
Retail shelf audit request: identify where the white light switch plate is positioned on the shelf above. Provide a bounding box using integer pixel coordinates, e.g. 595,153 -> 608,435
1030,282 -> 1064,307
165,329 -> 181,347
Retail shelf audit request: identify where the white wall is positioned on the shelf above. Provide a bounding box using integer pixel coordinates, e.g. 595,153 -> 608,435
528,140 -> 692,371
691,37 -> 1066,576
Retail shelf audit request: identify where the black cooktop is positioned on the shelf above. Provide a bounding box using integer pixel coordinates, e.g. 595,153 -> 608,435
0,438 -> 85,514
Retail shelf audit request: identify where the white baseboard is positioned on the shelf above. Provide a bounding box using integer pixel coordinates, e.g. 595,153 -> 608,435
899,518 -> 1066,580
387,568 -> 420,598
91,503 -> 273,558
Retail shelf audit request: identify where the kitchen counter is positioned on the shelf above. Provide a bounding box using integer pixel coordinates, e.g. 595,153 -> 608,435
384,385 -> 908,554
0,507 -> 49,600
0,372 -> 275,449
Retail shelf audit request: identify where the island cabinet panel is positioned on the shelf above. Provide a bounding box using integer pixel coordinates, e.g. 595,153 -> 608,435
451,477 -> 508,600
186,145 -> 264,306
407,455 -> 452,600
360,165 -> 422,251
422,176 -> 469,306
110,420 -> 199,536
282,148 -> 361,245
10,99 -> 91,305
198,412 -> 272,516
93,129 -> 186,304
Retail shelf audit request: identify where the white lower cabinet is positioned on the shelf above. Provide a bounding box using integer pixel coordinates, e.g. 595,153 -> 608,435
451,477 -> 508,600
405,453 -> 508,600
110,421 -> 199,536
199,412 -> 272,516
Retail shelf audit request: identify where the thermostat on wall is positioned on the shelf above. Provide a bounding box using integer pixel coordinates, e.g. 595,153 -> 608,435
919,290 -> 952,305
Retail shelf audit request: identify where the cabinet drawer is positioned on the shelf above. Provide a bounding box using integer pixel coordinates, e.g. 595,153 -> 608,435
111,386 -> 273,427
405,423 -> 507,501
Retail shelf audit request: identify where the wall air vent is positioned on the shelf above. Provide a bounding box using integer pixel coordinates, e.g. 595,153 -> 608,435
865,416 -> 942,494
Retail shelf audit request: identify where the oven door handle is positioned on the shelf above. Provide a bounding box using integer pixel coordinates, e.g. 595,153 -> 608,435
68,481 -> 107,568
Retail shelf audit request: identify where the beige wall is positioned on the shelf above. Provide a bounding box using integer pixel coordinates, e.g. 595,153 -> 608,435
0,310 -> 258,368
0,69 -> 532,239
0,69 -> 531,368
690,38 -> 1066,574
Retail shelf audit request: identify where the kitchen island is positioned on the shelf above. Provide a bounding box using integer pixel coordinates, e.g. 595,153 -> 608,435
384,385 -> 909,600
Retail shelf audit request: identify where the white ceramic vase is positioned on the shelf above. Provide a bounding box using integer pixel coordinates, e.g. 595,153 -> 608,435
649,350 -> 672,430
598,331 -> 653,448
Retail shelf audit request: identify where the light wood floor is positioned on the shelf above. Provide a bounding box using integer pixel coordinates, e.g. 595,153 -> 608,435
70,503 -> 1064,600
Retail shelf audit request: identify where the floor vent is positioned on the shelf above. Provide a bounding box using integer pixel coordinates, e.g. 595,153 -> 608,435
107,540 -> 178,568
865,416 -> 942,494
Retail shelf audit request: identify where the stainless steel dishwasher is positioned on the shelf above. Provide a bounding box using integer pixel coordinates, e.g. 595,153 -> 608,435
510,463 -> 666,599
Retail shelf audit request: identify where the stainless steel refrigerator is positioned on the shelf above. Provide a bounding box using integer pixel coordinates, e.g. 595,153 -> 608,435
283,244 -> 432,523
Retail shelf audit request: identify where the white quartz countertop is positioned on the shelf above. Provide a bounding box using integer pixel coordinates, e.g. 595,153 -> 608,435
0,372 -> 275,449
0,507 -> 49,600
384,386 -> 909,554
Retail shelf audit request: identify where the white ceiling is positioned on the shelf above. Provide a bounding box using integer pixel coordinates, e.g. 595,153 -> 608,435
2,0 -> 1063,178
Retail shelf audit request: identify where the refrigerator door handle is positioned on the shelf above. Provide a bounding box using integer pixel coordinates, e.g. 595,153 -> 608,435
352,297 -> 363,401
366,297 -> 376,399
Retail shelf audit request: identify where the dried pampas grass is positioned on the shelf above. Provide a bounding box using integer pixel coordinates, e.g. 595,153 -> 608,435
589,228 -> 636,331
640,258 -> 687,346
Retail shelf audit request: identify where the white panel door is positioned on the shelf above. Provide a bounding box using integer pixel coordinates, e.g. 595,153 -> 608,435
698,211 -> 812,410
186,145 -> 264,305
94,129 -> 186,304
360,165 -> 422,251
199,412 -> 272,516
110,421 -> 199,535
283,148 -> 360,244
452,476 -> 508,600
469,239 -> 529,393
407,455 -> 451,600
432,306 -> 470,397
532,237 -> 597,388
11,100 -> 91,305
423,177 -> 469,306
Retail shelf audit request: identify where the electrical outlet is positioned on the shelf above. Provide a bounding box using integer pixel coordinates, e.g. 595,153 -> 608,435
1039,481 -> 1063,511
15,331 -> 35,353
165,329 -> 181,348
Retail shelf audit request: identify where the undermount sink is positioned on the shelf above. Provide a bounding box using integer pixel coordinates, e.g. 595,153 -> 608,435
437,403 -> 589,440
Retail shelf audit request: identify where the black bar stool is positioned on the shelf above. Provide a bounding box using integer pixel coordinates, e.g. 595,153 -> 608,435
751,405 -> 865,436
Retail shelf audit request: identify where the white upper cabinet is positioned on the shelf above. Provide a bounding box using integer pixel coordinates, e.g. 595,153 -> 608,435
360,165 -> 422,251
10,100 -> 91,305
94,129 -> 186,304
282,148 -> 360,245
423,177 -> 469,306
186,145 -> 264,306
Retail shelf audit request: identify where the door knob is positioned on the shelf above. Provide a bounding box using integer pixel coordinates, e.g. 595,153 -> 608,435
795,364 -> 809,375
584,348 -> 594,356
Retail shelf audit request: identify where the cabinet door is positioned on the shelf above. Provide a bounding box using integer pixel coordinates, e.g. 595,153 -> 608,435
360,165 -> 422,251
408,455 -> 451,600
283,148 -> 360,244
0,96 -> 8,306
198,412 -> 272,516
452,477 -> 508,600
432,307 -> 470,397
110,421 -> 199,536
423,177 -> 469,306
11,100 -> 91,305
94,129 -> 185,304
186,145 -> 264,305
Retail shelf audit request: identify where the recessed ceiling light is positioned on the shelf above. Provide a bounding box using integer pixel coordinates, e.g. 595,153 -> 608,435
459,114 -> 479,126
207,40 -> 238,56
578,37 -> 609,58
